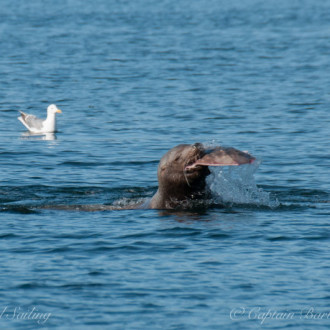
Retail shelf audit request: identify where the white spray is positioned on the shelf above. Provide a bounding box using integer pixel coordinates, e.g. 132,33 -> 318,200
206,160 -> 279,208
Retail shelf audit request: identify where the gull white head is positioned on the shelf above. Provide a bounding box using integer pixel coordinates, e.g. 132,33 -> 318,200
47,104 -> 62,115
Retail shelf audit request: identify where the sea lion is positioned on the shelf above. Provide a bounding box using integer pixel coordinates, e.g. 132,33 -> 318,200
40,143 -> 255,212
149,143 -> 255,209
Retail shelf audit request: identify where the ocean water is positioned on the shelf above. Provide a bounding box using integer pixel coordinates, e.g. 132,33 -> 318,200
0,0 -> 329,328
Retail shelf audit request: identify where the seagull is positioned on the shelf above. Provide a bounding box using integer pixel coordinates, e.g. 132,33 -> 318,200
18,104 -> 62,133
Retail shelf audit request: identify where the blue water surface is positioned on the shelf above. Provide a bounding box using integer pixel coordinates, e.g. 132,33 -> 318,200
0,0 -> 329,329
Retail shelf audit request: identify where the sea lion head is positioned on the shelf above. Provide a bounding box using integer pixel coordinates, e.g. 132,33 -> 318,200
157,143 -> 210,196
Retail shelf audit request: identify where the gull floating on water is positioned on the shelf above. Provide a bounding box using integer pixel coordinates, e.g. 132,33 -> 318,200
18,104 -> 62,133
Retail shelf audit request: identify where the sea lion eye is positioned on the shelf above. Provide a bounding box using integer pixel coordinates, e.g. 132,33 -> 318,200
192,143 -> 202,150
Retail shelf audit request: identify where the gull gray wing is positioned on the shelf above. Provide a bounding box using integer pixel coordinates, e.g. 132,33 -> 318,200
19,111 -> 44,130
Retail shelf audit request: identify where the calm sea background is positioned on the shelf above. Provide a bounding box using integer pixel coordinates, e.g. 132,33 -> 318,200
0,0 -> 329,329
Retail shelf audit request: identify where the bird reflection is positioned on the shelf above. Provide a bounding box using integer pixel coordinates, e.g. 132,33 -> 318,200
21,132 -> 57,140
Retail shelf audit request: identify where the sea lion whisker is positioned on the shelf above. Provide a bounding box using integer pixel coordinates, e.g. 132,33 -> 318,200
183,169 -> 191,188
183,160 -> 192,188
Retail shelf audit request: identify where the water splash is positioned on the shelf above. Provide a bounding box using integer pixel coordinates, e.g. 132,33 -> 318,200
112,197 -> 148,209
206,161 -> 279,208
